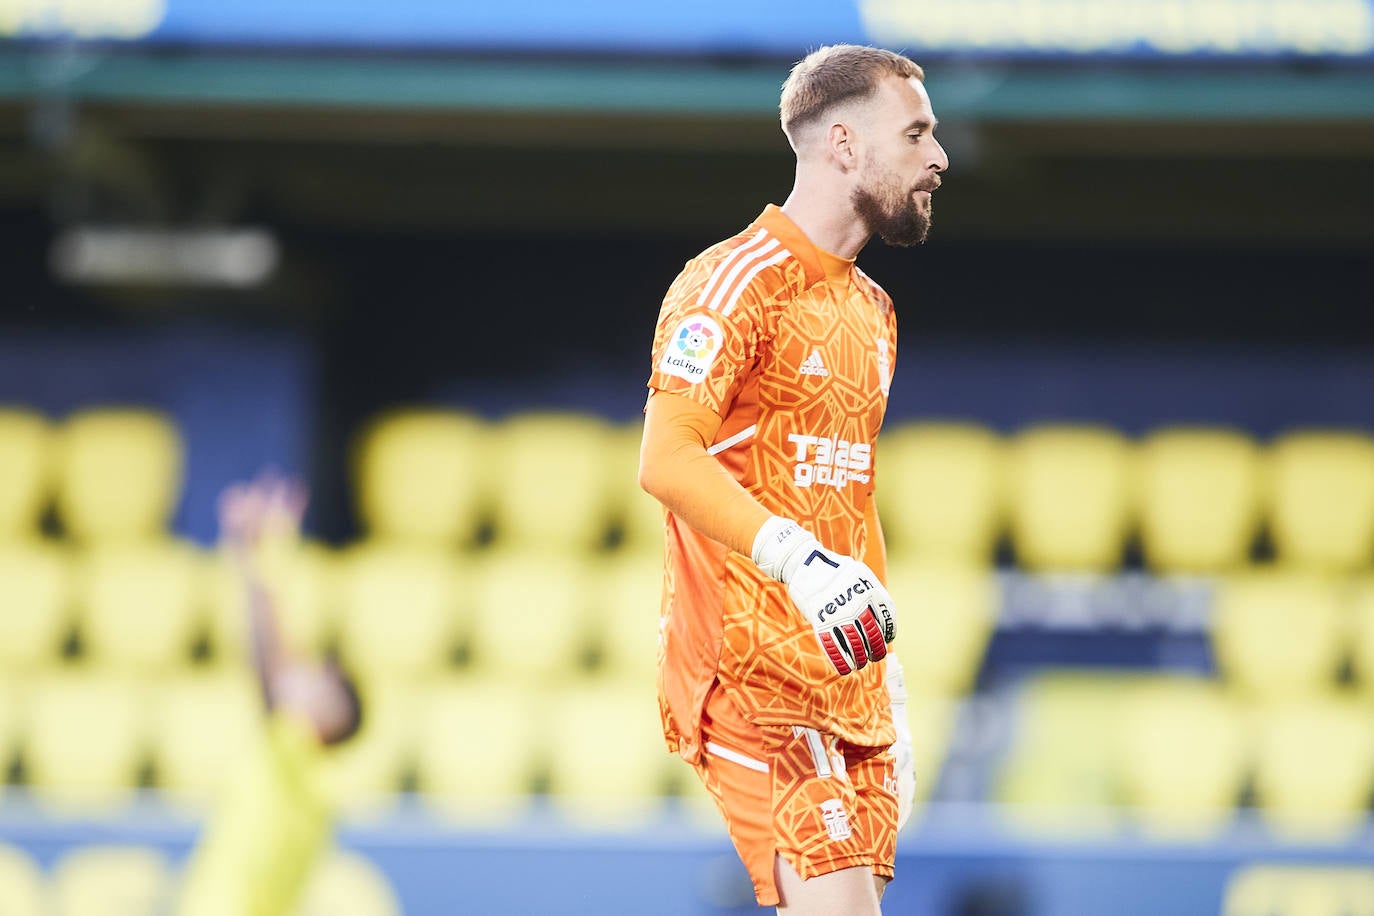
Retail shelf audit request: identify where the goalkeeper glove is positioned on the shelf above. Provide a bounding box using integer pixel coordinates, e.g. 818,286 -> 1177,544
886,654 -> 916,830
752,516 -> 896,676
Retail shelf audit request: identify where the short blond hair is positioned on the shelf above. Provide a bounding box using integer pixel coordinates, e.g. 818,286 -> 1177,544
779,44 -> 925,147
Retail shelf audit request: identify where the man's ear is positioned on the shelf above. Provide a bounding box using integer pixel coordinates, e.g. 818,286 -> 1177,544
826,121 -> 859,171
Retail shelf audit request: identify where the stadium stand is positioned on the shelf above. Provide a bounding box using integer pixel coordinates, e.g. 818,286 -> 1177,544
315,678 -> 421,819
993,668 -> 1142,832
0,407 -> 52,542
22,671 -> 150,813
0,677 -> 19,801
1209,569 -> 1348,703
1004,423 -> 1135,574
463,548 -> 594,684
1113,674 -> 1248,838
585,551 -> 662,687
352,408 -> 492,550
49,844 -> 173,916
51,407 -> 184,546
412,678 -> 542,823
74,540 -> 206,674
882,558 -> 997,697
0,842 -> 45,916
1249,695 -> 1374,841
877,420 -> 1006,565
333,542 -> 465,683
606,417 -> 665,554
1263,428 -> 1374,573
1222,864 -> 1374,916
542,681 -> 673,826
7,400 -> 1374,897
148,670 -> 261,809
1134,425 -> 1264,575
294,849 -> 403,916
486,409 -> 617,553
1350,577 -> 1374,699
0,539 -> 71,671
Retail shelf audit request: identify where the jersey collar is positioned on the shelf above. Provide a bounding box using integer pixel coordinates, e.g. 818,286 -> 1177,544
753,204 -> 856,288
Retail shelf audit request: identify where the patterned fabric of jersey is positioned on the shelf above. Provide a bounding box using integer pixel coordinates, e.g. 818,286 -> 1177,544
647,204 -> 899,763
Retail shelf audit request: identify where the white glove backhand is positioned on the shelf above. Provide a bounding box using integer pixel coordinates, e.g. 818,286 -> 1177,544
886,654 -> 917,830
752,516 -> 896,676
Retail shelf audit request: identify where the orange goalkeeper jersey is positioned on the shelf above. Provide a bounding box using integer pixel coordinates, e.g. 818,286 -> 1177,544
646,204 -> 899,762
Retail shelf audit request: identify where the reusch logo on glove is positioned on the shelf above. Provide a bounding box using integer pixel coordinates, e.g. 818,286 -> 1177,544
876,602 -> 895,642
816,578 -> 875,622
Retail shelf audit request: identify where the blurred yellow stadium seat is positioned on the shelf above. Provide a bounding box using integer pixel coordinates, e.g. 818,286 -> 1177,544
23,672 -> 149,813
334,543 -> 463,683
1210,569 -> 1346,703
1135,426 -> 1263,575
52,407 -> 184,545
352,407 -> 490,549
0,407 -> 53,543
148,670 -> 260,810
0,540 -> 72,671
487,410 -> 616,553
585,553 -> 662,687
994,669 -> 1139,835
883,560 -> 997,697
0,842 -> 45,916
1263,429 -> 1374,573
877,420 -> 1006,565
1251,695 -> 1374,842
543,682 -> 670,827
1224,865 -> 1374,916
464,548 -> 592,684
903,691 -> 960,825
1350,576 -> 1374,699
316,677 -> 418,820
294,848 -> 402,916
413,678 -> 541,824
1005,424 -> 1135,574
205,538 -> 338,667
0,677 -> 20,801
1114,675 -> 1247,838
51,844 -> 172,916
607,417 -> 665,557
74,540 -> 206,674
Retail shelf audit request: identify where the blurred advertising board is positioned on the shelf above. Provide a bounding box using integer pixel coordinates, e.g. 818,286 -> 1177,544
3,0 -> 1371,59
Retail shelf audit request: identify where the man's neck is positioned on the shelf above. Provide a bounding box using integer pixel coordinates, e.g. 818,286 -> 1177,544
779,185 -> 871,260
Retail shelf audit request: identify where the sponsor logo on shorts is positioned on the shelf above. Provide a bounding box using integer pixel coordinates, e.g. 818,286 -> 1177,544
820,798 -> 852,842
659,314 -> 723,383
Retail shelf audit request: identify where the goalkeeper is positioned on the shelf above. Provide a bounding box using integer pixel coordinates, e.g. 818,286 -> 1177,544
639,42 -> 946,916
174,471 -> 364,916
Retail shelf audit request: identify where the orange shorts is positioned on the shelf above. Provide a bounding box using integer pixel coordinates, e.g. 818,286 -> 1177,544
690,682 -> 898,907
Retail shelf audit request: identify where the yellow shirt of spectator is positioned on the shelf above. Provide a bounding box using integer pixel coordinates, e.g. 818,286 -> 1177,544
174,712 -> 333,916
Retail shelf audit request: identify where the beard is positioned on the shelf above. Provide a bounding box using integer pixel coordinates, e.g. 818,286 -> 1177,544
851,166 -> 933,247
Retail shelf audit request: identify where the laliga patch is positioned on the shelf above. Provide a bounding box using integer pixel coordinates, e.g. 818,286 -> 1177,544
659,314 -> 723,384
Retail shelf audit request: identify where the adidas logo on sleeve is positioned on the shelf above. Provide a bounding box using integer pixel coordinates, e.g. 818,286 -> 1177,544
799,350 -> 829,377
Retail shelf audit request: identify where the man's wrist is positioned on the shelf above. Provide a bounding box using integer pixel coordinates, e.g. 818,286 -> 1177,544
751,515 -> 811,583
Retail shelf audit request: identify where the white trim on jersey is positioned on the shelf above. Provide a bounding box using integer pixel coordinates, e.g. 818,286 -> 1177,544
705,235 -> 782,312
696,229 -> 773,309
706,741 -> 769,773
706,424 -> 757,456
719,249 -> 791,316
